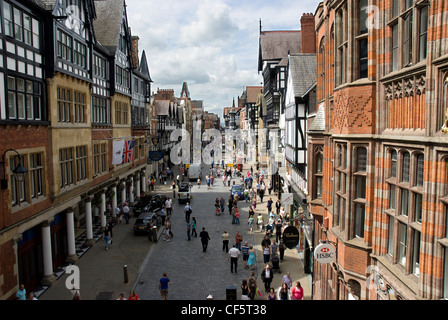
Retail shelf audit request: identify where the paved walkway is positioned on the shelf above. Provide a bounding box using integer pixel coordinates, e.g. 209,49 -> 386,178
38,163 -> 312,300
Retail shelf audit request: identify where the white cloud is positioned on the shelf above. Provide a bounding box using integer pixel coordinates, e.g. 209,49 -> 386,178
125,0 -> 320,115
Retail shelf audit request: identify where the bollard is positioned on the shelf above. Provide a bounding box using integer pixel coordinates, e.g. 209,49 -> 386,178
123,265 -> 128,284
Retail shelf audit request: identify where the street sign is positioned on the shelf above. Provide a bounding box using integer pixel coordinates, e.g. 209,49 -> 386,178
281,193 -> 293,205
282,226 -> 299,249
314,243 -> 336,264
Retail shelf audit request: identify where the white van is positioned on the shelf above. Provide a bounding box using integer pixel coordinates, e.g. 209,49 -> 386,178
187,163 -> 201,180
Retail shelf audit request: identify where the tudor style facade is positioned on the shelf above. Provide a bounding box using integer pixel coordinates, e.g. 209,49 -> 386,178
311,0 -> 448,300
0,0 -> 153,299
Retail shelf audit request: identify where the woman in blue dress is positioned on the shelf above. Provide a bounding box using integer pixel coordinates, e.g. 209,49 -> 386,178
248,245 -> 256,270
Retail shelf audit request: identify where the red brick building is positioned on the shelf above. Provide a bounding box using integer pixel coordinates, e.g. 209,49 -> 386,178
310,0 -> 448,300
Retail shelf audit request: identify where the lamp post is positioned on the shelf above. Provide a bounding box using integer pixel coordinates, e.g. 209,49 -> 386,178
1,149 -> 28,189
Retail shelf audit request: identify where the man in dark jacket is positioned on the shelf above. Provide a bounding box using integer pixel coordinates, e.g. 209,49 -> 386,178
261,264 -> 273,293
199,227 -> 211,252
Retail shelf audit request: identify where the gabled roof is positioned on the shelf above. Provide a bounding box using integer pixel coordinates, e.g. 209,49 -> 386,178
180,82 -> 190,99
288,53 -> 316,97
246,86 -> 263,103
308,103 -> 325,132
258,30 -> 301,71
139,50 -> 152,82
93,0 -> 126,51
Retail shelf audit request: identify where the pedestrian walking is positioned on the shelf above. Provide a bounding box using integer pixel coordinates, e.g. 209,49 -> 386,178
278,283 -> 290,300
16,284 -> 26,300
241,279 -> 250,300
222,230 -> 229,252
184,202 -> 192,222
234,208 -> 240,224
219,196 -> 225,214
275,199 -> 281,215
191,217 -> 197,237
122,203 -> 130,224
248,271 -> 257,300
248,215 -> 254,234
228,244 -> 241,273
160,205 -> 167,226
291,281 -> 304,300
163,219 -> 171,241
267,197 -> 273,213
235,231 -> 243,250
165,197 -> 173,216
248,245 -> 256,271
267,287 -> 277,300
159,273 -> 170,300
199,227 -> 210,252
261,264 -> 273,293
279,239 -> 285,262
257,213 -> 264,232
186,220 -> 191,240
282,272 -> 292,290
275,219 -> 283,242
241,241 -> 249,269
128,290 -> 140,300
103,224 -> 112,250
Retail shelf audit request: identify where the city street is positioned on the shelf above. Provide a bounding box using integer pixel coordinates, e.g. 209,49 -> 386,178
39,163 -> 311,300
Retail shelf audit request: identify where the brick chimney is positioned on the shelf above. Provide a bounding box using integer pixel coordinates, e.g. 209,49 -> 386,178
131,35 -> 140,70
300,13 -> 316,54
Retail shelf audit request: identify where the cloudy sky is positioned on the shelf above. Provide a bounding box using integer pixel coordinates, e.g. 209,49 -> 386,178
125,0 -> 319,119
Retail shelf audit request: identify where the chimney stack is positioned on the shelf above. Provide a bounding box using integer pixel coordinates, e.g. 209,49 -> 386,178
300,13 -> 316,54
131,35 -> 140,70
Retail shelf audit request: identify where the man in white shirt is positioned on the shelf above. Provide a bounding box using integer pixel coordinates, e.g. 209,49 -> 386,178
122,204 -> 130,224
165,197 -> 173,216
184,202 -> 192,222
228,244 -> 241,273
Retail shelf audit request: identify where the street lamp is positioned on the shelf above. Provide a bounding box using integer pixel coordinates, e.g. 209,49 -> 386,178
1,149 -> 28,189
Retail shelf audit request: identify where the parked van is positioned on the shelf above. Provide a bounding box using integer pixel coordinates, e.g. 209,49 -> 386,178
187,163 -> 201,180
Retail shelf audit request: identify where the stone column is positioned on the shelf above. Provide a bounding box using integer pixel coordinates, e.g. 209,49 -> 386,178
66,208 -> 78,263
100,190 -> 107,229
41,220 -> 56,286
112,184 -> 118,219
84,197 -> 94,247
141,171 -> 146,194
135,173 -> 141,199
129,177 -> 134,204
121,180 -> 126,206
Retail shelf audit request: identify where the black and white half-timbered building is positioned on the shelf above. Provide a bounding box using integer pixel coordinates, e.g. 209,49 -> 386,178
0,0 -> 154,299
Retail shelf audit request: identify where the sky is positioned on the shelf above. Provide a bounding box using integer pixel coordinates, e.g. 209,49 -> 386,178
125,0 -> 320,119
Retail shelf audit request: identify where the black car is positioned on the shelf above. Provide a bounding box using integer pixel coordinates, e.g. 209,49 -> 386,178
133,211 -> 159,235
133,194 -> 167,215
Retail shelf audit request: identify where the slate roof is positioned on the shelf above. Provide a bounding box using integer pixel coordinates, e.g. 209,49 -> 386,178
139,50 -> 152,82
259,30 -> 301,70
308,103 -> 325,132
93,0 -> 125,51
246,86 -> 263,104
155,100 -> 170,116
288,53 -> 317,97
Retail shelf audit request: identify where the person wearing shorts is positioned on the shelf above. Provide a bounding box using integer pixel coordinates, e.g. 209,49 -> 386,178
159,273 -> 170,300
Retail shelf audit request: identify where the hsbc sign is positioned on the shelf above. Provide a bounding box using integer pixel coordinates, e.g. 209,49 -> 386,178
314,243 -> 336,264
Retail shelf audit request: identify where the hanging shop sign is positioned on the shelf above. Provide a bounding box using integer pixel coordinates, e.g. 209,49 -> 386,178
281,193 -> 293,205
314,243 -> 336,264
282,226 -> 299,249
152,137 -> 159,146
148,151 -> 163,161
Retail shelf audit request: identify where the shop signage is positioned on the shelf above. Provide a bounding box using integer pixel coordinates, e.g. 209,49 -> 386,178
282,226 -> 299,249
281,193 -> 293,205
148,151 -> 163,161
314,243 -> 336,264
